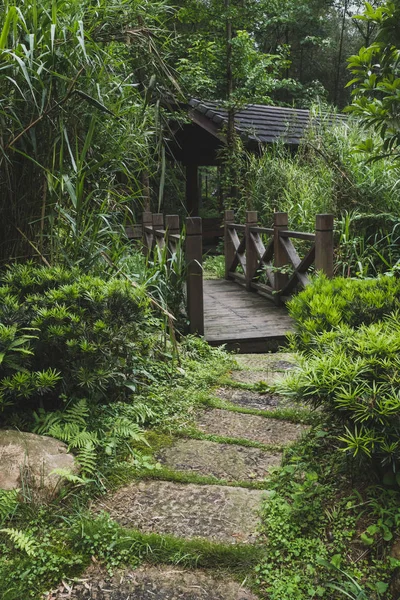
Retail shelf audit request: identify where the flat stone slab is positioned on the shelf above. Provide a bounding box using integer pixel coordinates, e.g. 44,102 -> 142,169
215,387 -> 306,411
48,564 -> 259,599
157,439 -> 281,482
94,480 -> 265,544
215,387 -> 283,411
231,353 -> 298,386
234,353 -> 297,371
195,409 -> 308,446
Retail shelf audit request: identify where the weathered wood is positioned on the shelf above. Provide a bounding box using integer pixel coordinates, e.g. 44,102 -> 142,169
186,217 -> 204,335
142,211 -> 153,255
186,164 -> 200,216
279,236 -> 301,269
315,214 -> 334,277
153,213 -> 165,250
279,230 -> 315,241
273,212 -> 289,300
245,211 -> 258,291
165,215 -> 180,235
224,210 -> 235,280
249,226 -> 274,235
204,279 -> 293,353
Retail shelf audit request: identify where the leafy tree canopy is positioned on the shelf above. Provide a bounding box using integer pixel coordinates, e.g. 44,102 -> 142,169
347,1 -> 400,159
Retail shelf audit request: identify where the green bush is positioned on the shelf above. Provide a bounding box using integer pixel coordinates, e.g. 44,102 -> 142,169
287,274 -> 400,350
282,274 -> 400,472
0,263 -> 165,415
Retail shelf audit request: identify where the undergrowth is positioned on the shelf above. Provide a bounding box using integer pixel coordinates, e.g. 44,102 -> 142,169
256,428 -> 400,600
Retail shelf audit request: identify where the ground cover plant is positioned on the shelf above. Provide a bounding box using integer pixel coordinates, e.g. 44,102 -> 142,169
251,273 -> 400,599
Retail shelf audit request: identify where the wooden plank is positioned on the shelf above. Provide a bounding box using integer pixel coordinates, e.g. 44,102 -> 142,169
203,279 -> 293,353
279,230 -> 315,241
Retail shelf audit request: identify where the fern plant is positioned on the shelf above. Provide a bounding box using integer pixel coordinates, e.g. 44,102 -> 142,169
0,490 -> 19,524
33,399 -> 148,476
0,528 -> 36,557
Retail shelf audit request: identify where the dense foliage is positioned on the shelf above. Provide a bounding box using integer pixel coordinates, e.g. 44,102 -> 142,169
0,264 -> 158,414
281,274 -> 400,473
347,1 -> 400,160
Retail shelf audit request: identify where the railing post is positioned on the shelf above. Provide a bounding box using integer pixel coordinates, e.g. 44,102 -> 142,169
165,214 -> 180,255
315,214 -> 334,278
165,215 -> 180,236
142,211 -> 153,255
186,217 -> 204,335
224,210 -> 235,280
152,213 -> 164,251
245,211 -> 258,291
273,212 -> 289,300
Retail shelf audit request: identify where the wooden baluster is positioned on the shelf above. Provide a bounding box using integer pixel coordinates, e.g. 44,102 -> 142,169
186,217 -> 204,335
273,212 -> 289,302
315,214 -> 334,278
142,211 -> 153,256
165,214 -> 180,254
152,213 -> 164,251
245,211 -> 258,291
224,209 -> 235,280
165,214 -> 180,236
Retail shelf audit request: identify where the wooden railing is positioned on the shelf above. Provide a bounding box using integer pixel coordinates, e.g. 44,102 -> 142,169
126,212 -> 204,335
224,210 -> 334,302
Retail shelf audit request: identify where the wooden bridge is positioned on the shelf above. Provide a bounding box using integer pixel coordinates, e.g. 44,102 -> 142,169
128,210 -> 334,353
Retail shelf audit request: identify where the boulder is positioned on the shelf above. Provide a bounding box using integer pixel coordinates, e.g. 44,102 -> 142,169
0,429 -> 78,502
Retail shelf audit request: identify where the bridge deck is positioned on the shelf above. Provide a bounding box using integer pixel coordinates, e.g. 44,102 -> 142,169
204,279 -> 294,353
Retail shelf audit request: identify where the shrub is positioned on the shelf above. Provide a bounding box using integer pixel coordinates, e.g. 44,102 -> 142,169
287,273 -> 400,350
281,274 -> 400,472
0,263 -> 166,415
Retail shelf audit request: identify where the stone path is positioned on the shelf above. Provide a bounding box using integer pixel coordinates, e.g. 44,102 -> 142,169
52,352 -> 308,600
51,564 -> 259,599
157,439 -> 281,482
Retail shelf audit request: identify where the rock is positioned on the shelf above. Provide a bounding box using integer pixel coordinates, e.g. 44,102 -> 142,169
0,429 -> 78,502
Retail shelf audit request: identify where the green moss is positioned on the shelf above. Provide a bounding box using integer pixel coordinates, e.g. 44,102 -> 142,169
203,395 -> 317,425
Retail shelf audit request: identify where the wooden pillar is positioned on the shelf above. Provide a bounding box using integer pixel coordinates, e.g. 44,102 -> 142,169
224,210 -> 235,280
315,214 -> 334,278
142,211 -> 153,255
165,215 -> 180,254
273,212 -> 289,300
186,217 -> 204,335
186,164 -> 200,216
165,215 -> 180,236
245,211 -> 258,291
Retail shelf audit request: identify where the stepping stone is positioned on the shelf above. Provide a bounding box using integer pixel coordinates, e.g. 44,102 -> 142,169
215,387 -> 282,411
157,438 -> 281,482
195,408 -> 308,445
93,480 -> 265,544
215,387 -> 306,412
49,564 -> 259,599
231,352 -> 298,386
234,352 -> 297,371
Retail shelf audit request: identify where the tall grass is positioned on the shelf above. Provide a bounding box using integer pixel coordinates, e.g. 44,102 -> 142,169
233,110 -> 400,276
0,0 -> 178,267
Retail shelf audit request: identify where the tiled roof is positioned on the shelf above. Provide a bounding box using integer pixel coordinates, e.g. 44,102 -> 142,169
189,99 -> 345,146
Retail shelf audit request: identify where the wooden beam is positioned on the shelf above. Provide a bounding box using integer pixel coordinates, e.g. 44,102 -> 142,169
186,164 -> 200,216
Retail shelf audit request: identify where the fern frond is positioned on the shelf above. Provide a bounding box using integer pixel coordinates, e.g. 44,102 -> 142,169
49,469 -> 88,484
0,489 -> 19,523
0,528 -> 36,556
76,444 -> 97,475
